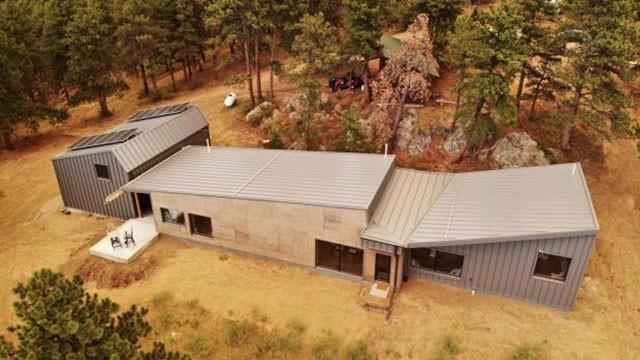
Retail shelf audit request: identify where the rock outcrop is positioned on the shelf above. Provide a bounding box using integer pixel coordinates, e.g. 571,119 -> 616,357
245,101 -> 274,126
489,132 -> 550,168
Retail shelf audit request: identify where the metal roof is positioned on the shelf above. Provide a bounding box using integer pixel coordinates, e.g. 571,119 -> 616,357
362,169 -> 454,245
405,163 -> 599,247
54,105 -> 208,172
123,146 -> 396,210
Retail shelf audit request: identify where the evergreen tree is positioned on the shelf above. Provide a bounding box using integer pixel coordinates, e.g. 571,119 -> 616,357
556,0 -> 639,149
331,104 -> 371,152
65,0 -> 128,117
0,269 -> 189,359
401,0 -> 467,53
448,3 -> 527,150
342,0 -> 385,103
0,0 -> 68,149
207,0 -> 261,106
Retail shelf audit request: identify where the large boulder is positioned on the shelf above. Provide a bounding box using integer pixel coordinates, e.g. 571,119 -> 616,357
442,127 -> 467,155
245,101 -> 274,126
489,132 -> 550,168
395,109 -> 418,152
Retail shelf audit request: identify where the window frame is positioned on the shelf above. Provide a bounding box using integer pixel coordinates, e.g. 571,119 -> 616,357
188,213 -> 213,238
532,250 -> 572,284
160,207 -> 185,226
410,248 -> 464,279
94,163 -> 111,180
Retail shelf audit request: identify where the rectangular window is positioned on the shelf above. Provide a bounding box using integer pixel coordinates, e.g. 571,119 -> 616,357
534,251 -> 571,282
95,164 -> 110,180
410,248 -> 464,278
160,208 -> 185,225
315,240 -> 363,277
189,214 -> 212,238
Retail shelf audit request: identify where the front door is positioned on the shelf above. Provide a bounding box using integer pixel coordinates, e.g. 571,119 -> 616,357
375,253 -> 392,283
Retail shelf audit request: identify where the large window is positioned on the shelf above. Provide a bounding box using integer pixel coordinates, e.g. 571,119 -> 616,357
189,214 -> 212,238
533,251 -> 571,282
410,248 -> 464,278
161,208 -> 185,225
315,240 -> 363,277
95,164 -> 110,180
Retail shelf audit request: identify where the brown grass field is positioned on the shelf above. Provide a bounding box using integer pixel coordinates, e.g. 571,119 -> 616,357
0,61 -> 639,359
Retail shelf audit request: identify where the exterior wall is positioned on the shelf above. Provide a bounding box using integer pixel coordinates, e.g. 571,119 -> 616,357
53,151 -> 135,219
407,234 -> 596,310
150,192 -> 369,269
128,126 -> 209,178
53,126 -> 210,220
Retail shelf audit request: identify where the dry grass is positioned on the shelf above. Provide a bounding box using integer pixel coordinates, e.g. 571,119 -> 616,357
0,54 -> 639,359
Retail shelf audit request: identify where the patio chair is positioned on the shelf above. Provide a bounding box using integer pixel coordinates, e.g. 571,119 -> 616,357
110,236 -> 122,250
123,228 -> 136,247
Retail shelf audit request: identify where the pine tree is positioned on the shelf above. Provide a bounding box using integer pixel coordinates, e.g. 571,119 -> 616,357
448,3 -> 527,150
400,0 -> 467,53
556,0 -> 639,149
0,0 -> 68,149
342,0 -> 386,103
331,104 -> 371,152
0,269 -> 188,359
65,0 -> 128,117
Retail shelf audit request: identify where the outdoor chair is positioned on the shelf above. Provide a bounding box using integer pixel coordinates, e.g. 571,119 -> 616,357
110,236 -> 122,250
123,229 -> 135,247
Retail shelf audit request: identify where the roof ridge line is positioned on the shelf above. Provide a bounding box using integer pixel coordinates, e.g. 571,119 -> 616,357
233,150 -> 284,196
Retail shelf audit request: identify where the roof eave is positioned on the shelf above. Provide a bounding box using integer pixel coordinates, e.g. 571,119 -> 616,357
407,228 -> 599,248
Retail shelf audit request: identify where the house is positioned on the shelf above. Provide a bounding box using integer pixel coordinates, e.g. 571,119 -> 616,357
121,145 -> 598,310
52,103 -> 210,219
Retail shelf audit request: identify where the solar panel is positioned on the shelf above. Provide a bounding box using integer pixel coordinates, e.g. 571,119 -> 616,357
68,129 -> 139,151
127,102 -> 190,122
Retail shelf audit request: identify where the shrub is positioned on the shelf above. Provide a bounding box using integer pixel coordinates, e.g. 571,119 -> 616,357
346,340 -> 374,360
219,254 -> 229,261
223,318 -> 258,346
286,319 -> 307,335
311,331 -> 342,360
151,291 -> 173,307
432,335 -> 461,360
185,334 -> 213,358
511,341 -> 546,360
150,89 -> 163,102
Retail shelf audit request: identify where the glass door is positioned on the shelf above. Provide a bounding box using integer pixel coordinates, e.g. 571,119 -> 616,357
375,253 -> 392,283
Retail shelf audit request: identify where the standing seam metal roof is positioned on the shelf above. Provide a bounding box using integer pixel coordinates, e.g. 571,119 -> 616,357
362,162 -> 598,248
123,146 -> 396,210
54,106 -> 208,173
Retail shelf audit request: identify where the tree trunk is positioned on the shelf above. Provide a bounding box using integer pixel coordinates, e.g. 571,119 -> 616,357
515,66 -> 526,114
98,94 -> 111,117
243,37 -> 255,107
452,90 -> 462,130
269,38 -> 276,99
63,87 -> 70,103
389,86 -> 409,152
182,60 -> 189,82
186,56 -> 193,81
139,63 -> 150,96
168,60 -> 177,92
528,76 -> 544,122
2,133 -> 13,150
363,66 -> 371,103
561,87 -> 582,150
255,36 -> 263,103
473,97 -> 486,123
150,70 -> 158,92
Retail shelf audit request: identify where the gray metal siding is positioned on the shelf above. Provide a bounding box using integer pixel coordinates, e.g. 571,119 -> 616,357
53,151 -> 136,219
407,234 -> 596,310
128,126 -> 209,178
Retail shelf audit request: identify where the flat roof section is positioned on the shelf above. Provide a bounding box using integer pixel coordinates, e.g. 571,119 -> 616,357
123,146 -> 396,210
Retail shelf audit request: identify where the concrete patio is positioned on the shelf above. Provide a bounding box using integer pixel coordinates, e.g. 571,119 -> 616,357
89,215 -> 158,263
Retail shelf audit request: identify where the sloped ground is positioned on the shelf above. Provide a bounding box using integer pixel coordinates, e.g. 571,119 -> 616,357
0,63 -> 639,358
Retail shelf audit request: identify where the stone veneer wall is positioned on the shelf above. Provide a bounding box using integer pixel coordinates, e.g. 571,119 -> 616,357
151,192 -> 369,268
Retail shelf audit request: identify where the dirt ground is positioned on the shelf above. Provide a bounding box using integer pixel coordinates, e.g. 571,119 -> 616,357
0,61 -> 639,359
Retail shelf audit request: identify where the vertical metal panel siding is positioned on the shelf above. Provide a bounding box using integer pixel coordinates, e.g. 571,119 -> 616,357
128,126 -> 210,178
408,234 -> 596,310
53,152 -> 135,219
